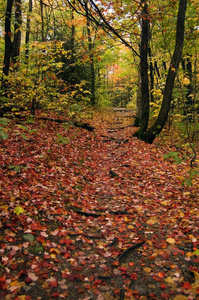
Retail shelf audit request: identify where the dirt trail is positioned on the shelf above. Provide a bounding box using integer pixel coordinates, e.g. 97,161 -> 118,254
0,109 -> 198,300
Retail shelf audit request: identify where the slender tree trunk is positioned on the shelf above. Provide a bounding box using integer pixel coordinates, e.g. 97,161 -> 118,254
133,0 -> 149,139
85,1 -> 95,105
1,0 -> 13,93
40,0 -> 45,41
12,0 -> 22,66
25,0 -> 33,61
149,47 -> 154,102
182,54 -> 193,119
134,63 -> 142,126
144,0 -> 188,143
69,4 -> 76,87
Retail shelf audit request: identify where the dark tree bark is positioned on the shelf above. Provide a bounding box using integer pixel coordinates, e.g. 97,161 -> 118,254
85,0 -> 95,105
1,0 -> 13,93
149,47 -> 154,103
25,0 -> 33,61
12,0 -> 22,66
143,0 -> 188,143
133,0 -> 150,139
134,63 -> 142,127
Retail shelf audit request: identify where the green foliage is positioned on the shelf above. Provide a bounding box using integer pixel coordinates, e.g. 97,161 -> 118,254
164,151 -> 198,187
0,117 -> 10,141
0,118 -> 10,126
9,165 -> 28,173
182,168 -> 198,187
193,249 -> 199,256
55,133 -> 69,144
1,41 -> 92,118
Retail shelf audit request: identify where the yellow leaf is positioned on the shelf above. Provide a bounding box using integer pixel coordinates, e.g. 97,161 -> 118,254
166,238 -> 175,244
165,276 -> 174,284
147,240 -> 153,246
183,77 -> 190,86
143,267 -> 151,273
14,206 -> 25,215
191,270 -> 199,280
147,216 -> 158,225
186,252 -> 193,258
124,217 -> 130,222
50,248 -> 60,255
2,205 -> 9,212
127,225 -> 134,229
173,296 -> 187,300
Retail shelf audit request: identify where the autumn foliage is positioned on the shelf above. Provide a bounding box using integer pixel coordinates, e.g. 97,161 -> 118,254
0,110 -> 198,299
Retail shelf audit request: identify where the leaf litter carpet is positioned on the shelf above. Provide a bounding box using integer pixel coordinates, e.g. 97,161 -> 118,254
0,110 -> 199,300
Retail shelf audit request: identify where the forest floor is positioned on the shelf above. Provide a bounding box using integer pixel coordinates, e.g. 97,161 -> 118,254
0,109 -> 199,300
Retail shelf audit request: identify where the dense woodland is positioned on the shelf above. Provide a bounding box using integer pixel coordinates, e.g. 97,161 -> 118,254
0,0 -> 199,299
0,0 -> 198,142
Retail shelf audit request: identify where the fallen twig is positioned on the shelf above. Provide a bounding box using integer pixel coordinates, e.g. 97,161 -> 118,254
118,242 -> 144,261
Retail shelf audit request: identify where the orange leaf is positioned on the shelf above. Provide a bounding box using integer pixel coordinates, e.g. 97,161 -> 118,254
158,272 -> 165,278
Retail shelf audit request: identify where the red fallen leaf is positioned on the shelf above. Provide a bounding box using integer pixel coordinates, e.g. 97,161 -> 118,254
49,281 -> 58,288
25,277 -> 32,283
0,276 -> 6,282
10,263 -> 18,269
153,275 -> 163,282
118,267 -> 127,272
161,292 -> 170,299
30,221 -> 46,231
36,236 -> 45,243
129,262 -> 134,267
160,283 -> 167,290
64,252 -> 71,259
149,293 -> 157,299
183,281 -> 192,289
94,279 -> 102,285
113,289 -> 121,295
51,292 -> 60,298
0,282 -> 7,290
59,239 -> 73,246
90,275 -> 95,281
130,273 -> 138,280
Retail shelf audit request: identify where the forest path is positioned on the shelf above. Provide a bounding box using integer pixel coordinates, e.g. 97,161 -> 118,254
0,109 -> 198,300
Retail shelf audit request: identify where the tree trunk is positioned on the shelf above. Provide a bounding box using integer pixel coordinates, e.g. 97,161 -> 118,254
133,0 -> 149,139
25,0 -> 33,61
149,47 -> 154,102
40,0 -> 45,41
85,1 -> 95,105
182,54 -> 193,120
12,0 -> 22,66
134,63 -> 142,127
143,0 -> 187,143
1,0 -> 13,93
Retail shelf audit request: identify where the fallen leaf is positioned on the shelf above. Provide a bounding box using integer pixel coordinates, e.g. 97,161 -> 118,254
14,206 -> 25,215
143,267 -> 151,273
166,238 -> 175,244
165,277 -> 174,284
